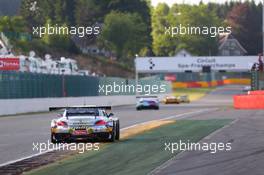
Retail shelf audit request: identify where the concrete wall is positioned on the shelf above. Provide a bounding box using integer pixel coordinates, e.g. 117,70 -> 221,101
0,94 -> 168,116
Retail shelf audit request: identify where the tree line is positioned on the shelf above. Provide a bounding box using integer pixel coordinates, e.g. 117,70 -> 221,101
152,1 -> 263,56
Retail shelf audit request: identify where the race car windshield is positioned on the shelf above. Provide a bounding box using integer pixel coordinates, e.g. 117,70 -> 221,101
66,108 -> 99,117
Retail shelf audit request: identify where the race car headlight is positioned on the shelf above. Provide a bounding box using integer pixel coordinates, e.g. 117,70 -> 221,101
56,121 -> 68,127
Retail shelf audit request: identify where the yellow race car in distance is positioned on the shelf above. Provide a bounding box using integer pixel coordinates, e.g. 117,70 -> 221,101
163,96 -> 180,104
177,95 -> 190,103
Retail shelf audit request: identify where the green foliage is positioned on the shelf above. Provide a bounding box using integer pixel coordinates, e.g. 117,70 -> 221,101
101,11 -> 148,62
41,21 -> 79,53
18,0 -> 80,54
0,15 -> 30,43
14,0 -> 264,58
20,0 -> 76,26
151,3 -> 174,56
152,3 -> 220,56
108,0 -> 152,51
52,0 -> 76,25
15,39 -> 47,54
20,0 -> 52,26
75,0 -> 108,26
0,16 -> 26,33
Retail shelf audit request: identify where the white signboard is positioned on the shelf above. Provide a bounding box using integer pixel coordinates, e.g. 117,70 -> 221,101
135,56 -> 259,73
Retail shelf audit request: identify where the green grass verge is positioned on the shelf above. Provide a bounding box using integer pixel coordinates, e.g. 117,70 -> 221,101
28,119 -> 231,175
173,88 -> 215,101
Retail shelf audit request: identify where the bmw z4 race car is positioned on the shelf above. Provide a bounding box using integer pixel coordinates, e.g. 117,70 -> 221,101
50,106 -> 120,143
136,96 -> 159,110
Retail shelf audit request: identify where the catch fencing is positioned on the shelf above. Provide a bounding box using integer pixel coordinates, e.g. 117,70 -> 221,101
0,71 -> 251,99
0,72 -> 99,99
0,71 -> 171,99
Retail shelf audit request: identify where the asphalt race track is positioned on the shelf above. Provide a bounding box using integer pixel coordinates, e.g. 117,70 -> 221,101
1,85 -> 264,175
153,87 -> 264,175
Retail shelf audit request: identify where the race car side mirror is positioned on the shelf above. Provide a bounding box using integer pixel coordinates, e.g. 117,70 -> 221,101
57,113 -> 63,117
107,113 -> 114,118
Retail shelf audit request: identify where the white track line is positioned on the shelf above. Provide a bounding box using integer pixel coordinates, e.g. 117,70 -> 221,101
203,118 -> 238,140
0,148 -> 55,168
0,108 -> 217,168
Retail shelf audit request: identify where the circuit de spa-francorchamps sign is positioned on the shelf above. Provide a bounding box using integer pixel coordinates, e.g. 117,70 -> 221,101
135,56 -> 259,73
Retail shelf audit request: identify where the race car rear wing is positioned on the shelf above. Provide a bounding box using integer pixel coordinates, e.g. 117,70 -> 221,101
49,105 -> 112,111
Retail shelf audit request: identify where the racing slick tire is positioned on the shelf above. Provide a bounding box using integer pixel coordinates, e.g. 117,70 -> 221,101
51,133 -> 58,144
109,121 -> 116,142
51,133 -> 69,143
115,120 -> 120,140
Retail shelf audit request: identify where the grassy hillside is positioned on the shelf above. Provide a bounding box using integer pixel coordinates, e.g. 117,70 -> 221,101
76,54 -> 134,78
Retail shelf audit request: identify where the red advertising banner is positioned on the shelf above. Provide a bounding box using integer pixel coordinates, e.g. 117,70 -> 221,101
0,58 -> 20,71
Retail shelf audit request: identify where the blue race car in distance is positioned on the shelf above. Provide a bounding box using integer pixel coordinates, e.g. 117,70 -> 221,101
136,96 -> 159,110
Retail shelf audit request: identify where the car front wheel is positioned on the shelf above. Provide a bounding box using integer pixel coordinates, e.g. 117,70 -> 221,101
51,133 -> 58,144
109,122 -> 116,142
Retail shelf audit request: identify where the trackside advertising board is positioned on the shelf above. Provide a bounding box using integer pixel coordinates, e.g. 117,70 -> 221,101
0,58 -> 20,71
135,56 -> 258,73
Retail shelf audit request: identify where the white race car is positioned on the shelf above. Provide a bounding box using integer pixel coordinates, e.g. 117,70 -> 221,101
50,106 -> 120,143
136,96 -> 159,110
243,86 -> 251,92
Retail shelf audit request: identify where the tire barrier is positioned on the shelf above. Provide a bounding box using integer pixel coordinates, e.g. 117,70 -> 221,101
233,92 -> 264,109
247,90 -> 264,95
